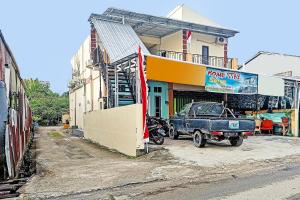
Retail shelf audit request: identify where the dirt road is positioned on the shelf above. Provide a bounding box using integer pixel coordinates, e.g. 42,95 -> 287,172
18,127 -> 300,200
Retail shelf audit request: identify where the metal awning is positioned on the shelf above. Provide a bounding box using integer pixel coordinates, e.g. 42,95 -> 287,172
89,7 -> 239,38
91,19 -> 150,63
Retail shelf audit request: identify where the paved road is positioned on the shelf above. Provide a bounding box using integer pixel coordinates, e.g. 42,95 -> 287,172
145,163 -> 300,200
18,127 -> 300,200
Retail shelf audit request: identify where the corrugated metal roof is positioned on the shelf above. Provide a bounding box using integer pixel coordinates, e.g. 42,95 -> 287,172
91,19 -> 150,63
98,7 -> 238,38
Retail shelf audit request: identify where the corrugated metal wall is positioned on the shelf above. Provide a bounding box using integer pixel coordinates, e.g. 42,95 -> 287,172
0,32 -> 32,180
173,91 -> 224,114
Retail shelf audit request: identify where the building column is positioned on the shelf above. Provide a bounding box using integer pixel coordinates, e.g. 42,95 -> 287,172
224,43 -> 228,68
168,83 -> 174,117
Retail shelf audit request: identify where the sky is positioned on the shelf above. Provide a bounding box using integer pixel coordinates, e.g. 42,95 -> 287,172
0,0 -> 299,94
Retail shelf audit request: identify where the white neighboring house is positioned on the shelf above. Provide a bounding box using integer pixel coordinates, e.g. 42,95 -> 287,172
69,36 -> 105,129
242,51 -> 300,77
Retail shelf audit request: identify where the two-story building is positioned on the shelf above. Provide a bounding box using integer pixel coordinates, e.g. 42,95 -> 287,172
69,5 -> 239,128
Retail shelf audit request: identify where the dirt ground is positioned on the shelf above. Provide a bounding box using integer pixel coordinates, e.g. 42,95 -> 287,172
17,127 -> 300,200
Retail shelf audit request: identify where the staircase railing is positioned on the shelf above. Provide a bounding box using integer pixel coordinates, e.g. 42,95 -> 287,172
93,49 -> 139,109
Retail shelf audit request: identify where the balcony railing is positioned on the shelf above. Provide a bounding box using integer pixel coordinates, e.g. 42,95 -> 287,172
192,54 -> 229,68
154,50 -> 184,61
152,50 -> 233,68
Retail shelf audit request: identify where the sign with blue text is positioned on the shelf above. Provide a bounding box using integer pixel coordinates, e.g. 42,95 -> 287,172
205,67 -> 258,94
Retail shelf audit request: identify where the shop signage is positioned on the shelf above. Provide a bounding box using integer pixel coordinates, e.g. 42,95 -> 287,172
205,67 -> 258,94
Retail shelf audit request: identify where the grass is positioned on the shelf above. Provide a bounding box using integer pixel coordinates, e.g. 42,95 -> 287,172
49,131 -> 64,139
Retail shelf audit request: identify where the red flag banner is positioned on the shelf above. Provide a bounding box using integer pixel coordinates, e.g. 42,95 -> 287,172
187,30 -> 192,53
138,46 -> 149,142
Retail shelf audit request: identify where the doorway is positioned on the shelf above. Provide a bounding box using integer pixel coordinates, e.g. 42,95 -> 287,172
202,46 -> 209,65
154,96 -> 161,117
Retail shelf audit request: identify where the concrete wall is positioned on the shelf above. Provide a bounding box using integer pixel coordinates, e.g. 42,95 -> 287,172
84,104 -> 144,157
167,4 -> 224,29
143,31 -> 224,58
69,86 -> 85,129
291,109 -> 299,137
69,35 -> 106,128
76,87 -> 85,129
160,31 -> 183,52
69,91 -> 75,127
190,32 -> 224,57
70,35 -> 91,79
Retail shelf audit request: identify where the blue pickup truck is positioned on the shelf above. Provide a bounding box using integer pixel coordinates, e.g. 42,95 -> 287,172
169,102 -> 255,148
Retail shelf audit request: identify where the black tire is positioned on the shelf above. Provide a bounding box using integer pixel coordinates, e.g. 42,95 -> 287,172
169,125 -> 179,140
153,135 -> 164,145
193,131 -> 206,148
229,136 -> 243,147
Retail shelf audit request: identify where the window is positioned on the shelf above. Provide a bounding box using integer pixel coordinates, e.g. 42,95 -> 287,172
209,105 -> 223,115
154,87 -> 162,93
148,86 -> 151,92
179,104 -> 190,116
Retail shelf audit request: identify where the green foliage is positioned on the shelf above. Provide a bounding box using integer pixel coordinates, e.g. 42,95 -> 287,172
24,78 -> 69,125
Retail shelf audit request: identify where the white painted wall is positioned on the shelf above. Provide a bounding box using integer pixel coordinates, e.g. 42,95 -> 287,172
69,91 -> 75,127
139,4 -> 226,58
167,4 -> 225,29
70,35 -> 91,79
70,35 -> 107,128
160,31 -> 183,52
258,75 -> 285,96
142,30 -> 224,58
84,104 -> 144,157
69,86 -> 85,129
244,53 -> 300,77
75,86 -> 85,129
190,32 -> 224,57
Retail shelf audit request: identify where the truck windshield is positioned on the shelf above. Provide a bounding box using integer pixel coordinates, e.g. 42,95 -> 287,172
178,103 -> 191,115
192,103 -> 224,116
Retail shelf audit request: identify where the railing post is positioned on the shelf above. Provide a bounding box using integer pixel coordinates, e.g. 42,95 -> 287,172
114,65 -> 118,107
135,57 -> 141,104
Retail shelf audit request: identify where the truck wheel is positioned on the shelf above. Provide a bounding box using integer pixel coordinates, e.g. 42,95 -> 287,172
169,125 -> 178,140
229,136 -> 243,147
193,131 -> 206,148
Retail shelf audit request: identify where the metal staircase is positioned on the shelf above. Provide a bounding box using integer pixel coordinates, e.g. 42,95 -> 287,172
95,48 -> 137,108
107,65 -> 135,107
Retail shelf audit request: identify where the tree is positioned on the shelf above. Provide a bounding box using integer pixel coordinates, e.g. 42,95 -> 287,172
24,79 -> 69,125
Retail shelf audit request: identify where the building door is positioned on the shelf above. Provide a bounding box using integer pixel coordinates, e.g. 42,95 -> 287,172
154,96 -> 161,117
202,46 -> 209,65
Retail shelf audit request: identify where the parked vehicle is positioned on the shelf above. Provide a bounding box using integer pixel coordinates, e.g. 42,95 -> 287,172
169,102 -> 255,148
147,117 -> 169,136
147,116 -> 166,145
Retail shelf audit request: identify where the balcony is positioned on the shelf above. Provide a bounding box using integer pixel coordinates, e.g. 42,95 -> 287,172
152,50 -> 234,69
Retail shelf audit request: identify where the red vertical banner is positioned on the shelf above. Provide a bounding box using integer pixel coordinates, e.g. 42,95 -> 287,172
187,30 -> 192,53
138,46 -> 149,143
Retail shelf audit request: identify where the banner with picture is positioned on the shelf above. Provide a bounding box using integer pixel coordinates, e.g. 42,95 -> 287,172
205,67 -> 258,94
